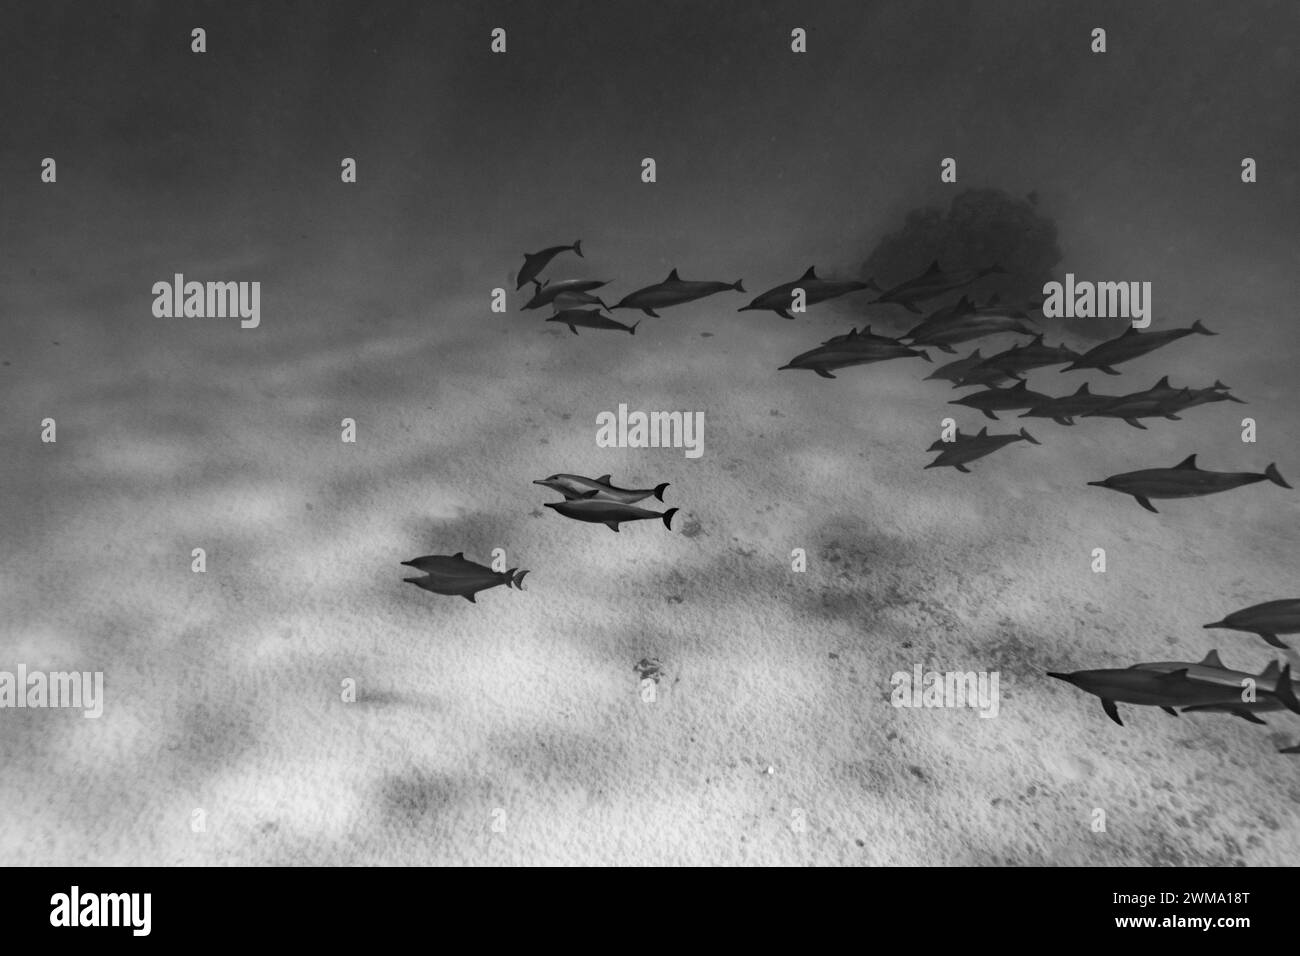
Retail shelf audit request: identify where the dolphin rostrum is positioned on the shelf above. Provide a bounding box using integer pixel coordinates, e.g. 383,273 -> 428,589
533,474 -> 669,504
611,268 -> 745,316
1204,599 -> 1300,649
924,425 -> 1039,473
544,499 -> 678,532
401,552 -> 529,602
1061,320 -> 1216,374
517,240 -> 582,289
1087,454 -> 1291,512
546,308 -> 639,335
739,267 -> 877,320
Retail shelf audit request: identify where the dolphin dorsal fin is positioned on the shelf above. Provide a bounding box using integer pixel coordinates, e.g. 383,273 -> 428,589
925,259 -> 941,275
596,474 -> 612,483
1011,380 -> 1028,391
1174,454 -> 1198,470
978,426 -> 988,436
453,552 -> 465,559
1260,660 -> 1282,681
1199,650 -> 1224,668
1076,383 -> 1091,394
800,266 -> 818,280
969,349 -> 982,358
667,268 -> 680,281
1155,376 -> 1170,388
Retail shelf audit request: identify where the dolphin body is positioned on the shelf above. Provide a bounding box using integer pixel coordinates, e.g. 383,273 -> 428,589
871,261 -> 1007,313
778,338 -> 931,378
544,499 -> 678,532
904,314 -> 1039,353
924,348 -> 989,384
1087,454 -> 1291,512
546,308 -> 639,335
1061,320 -> 1216,374
522,278 -> 610,311
1048,656 -> 1300,726
924,426 -> 1039,473
1130,652 -> 1300,723
611,269 -> 745,316
739,267 -> 877,319
947,380 -> 1052,420
1018,382 -> 1122,425
925,348 -> 1022,389
951,364 -> 1024,388
1137,377 -> 1245,412
401,552 -> 529,602
1081,386 -> 1197,429
533,473 -> 669,504
820,326 -> 904,347
517,240 -> 582,289
1204,599 -> 1300,649
974,335 -> 1081,374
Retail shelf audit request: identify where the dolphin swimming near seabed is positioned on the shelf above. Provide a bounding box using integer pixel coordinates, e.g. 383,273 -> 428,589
533,474 -> 669,504
546,308 -> 639,335
1061,320 -> 1216,374
904,314 -> 1039,353
522,278 -> 610,311
1081,386 -> 1197,429
401,552 -> 529,602
1087,454 -> 1291,512
1129,652 -> 1300,723
947,380 -> 1052,419
610,269 -> 745,316
778,338 -> 931,378
974,335 -> 1081,375
871,261 -> 1007,313
517,240 -> 582,289
924,426 -> 1039,473
1018,382 -> 1121,425
1204,599 -> 1300,649
544,499 -> 678,532
739,267 -> 878,319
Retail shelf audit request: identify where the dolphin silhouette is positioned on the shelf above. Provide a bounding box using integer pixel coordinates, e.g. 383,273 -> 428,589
778,338 -> 930,377
517,240 -> 582,289
1087,454 -> 1291,512
544,499 -> 678,532
924,426 -> 1039,473
1204,599 -> 1300,649
533,474 -> 669,504
947,380 -> 1052,420
1061,320 -> 1216,374
871,260 -> 1007,313
974,335 -> 1080,374
546,308 -> 639,335
401,552 -> 529,602
739,267 -> 877,319
611,268 -> 744,316
522,278 -> 610,311
1018,382 -> 1121,425
1130,652 -> 1300,722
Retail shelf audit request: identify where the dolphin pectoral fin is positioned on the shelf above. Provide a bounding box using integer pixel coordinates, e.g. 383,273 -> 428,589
1160,706 -> 1178,716
605,522 -> 621,532
1135,496 -> 1158,513
1165,414 -> 1181,420
1102,699 -> 1123,726
982,410 -> 998,420
463,593 -> 477,603
955,464 -> 971,474
937,344 -> 956,354
813,367 -> 836,379
643,308 -> 659,317
1124,418 -> 1147,429
776,309 -> 795,320
1231,709 -> 1268,725
1259,631 -> 1291,649
567,325 -> 579,334
578,489 -> 601,498
1100,366 -> 1121,375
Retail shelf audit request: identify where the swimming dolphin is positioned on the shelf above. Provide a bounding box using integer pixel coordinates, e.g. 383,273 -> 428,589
544,499 -> 678,532
1087,454 -> 1291,512
951,364 -> 1025,389
546,308 -> 639,335
517,240 -> 582,289
924,348 -> 988,384
533,473 -> 669,504
1018,382 -> 1122,425
904,314 -> 1039,353
1047,658 -> 1299,726
1139,377 -> 1246,412
974,335 -> 1081,374
401,552 -> 529,602
778,339 -> 931,378
871,261 -> 1007,313
820,326 -> 905,347
1081,386 -> 1197,429
610,268 -> 745,316
947,380 -> 1052,420
1061,320 -> 1216,374
739,267 -> 877,319
1131,653 -> 1300,722
1204,599 -> 1300,649
926,429 -> 974,452
924,426 -> 1039,473
522,278 -> 610,311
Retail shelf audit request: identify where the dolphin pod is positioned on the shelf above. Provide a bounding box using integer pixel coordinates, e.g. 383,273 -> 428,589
1088,454 -> 1291,513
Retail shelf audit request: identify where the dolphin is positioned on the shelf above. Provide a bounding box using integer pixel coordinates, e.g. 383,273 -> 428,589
951,364 -> 1025,389
1130,653 -> 1300,722
1061,320 -> 1216,374
871,261 -> 1007,313
927,429 -> 973,452
778,339 -> 931,378
1144,377 -> 1246,412
924,348 -> 988,384
1018,382 -> 1122,425
974,335 -> 1081,374
947,380 -> 1052,420
544,499 -> 678,532
739,267 -> 878,319
1087,454 -> 1291,512
904,314 -> 1039,353
821,326 -> 905,347
546,308 -> 639,335
1080,386 -> 1197,429
924,426 -> 1039,473
1047,659 -> 1299,726
533,473 -> 669,504
517,240 -> 582,289
610,268 -> 745,316
401,552 -> 529,602
522,278 -> 610,311
1204,599 -> 1300,649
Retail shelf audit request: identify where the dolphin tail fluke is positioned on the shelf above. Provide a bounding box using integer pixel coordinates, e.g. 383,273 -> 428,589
653,482 -> 670,502
629,321 -> 641,335
1273,664 -> 1300,716
510,569 -> 530,590
1265,463 -> 1291,489
733,280 -> 746,293
573,240 -> 583,257
1019,428 -> 1040,445
1192,320 -> 1216,335
662,507 -> 679,530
